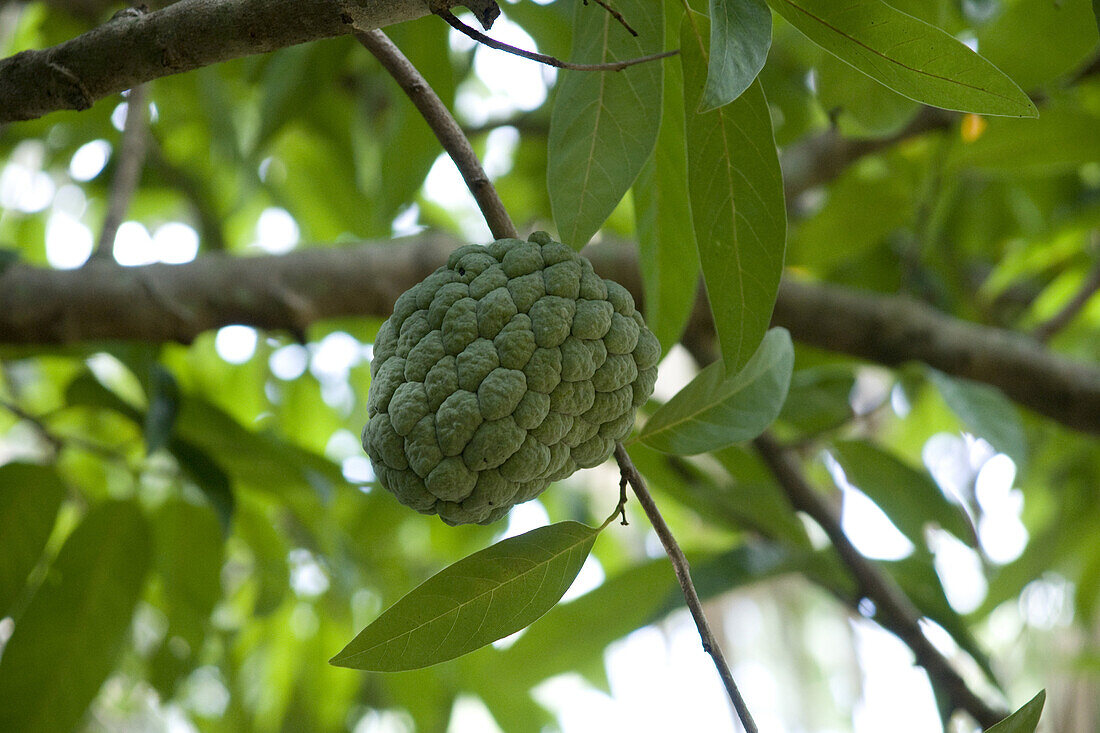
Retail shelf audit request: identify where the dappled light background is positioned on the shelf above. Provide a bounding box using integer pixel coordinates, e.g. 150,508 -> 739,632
1,1 -> 1098,732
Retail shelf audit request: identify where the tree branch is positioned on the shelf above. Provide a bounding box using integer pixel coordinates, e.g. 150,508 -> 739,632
614,444 -> 758,733
751,432 -> 1006,728
1,239 -> 1098,435
0,0 -> 437,122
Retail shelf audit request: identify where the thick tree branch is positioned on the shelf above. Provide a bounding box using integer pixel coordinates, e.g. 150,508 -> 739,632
752,433 -> 1006,728
1,239 -> 1099,435
0,0 -> 438,122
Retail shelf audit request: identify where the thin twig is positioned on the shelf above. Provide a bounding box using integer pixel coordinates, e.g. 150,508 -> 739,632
89,83 -> 148,262
584,0 -> 638,37
615,443 -> 760,733
1033,239 -> 1100,342
355,29 -> 517,241
437,10 -> 677,72
751,432 -> 1006,729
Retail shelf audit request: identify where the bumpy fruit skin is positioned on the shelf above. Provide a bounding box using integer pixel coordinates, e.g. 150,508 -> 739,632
362,232 -> 660,525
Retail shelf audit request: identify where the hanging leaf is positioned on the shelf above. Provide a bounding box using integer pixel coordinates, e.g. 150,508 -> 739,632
0,500 -> 152,732
548,0 -> 664,249
635,19 -> 699,355
766,0 -> 1037,117
144,364 -> 180,455
0,463 -> 65,617
926,368 -> 1027,469
331,521 -> 600,671
638,328 -> 793,454
682,11 -> 786,374
702,0 -> 771,110
986,690 -> 1045,733
169,438 -> 235,532
831,440 -> 975,547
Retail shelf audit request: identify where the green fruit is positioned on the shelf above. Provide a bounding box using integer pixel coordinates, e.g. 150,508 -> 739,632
362,232 -> 660,525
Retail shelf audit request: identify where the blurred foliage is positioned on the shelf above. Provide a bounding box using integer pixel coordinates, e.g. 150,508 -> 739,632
0,0 -> 1099,731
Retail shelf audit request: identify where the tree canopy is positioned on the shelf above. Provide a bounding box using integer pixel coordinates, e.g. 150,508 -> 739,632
1,0 -> 1099,731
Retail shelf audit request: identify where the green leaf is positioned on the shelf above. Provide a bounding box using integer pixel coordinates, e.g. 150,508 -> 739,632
682,12 -> 787,373
638,328 -> 793,454
330,521 -> 599,671
377,20 -> 456,229
144,364 -> 180,455
0,500 -> 152,732
635,33 -> 699,355
926,368 -> 1027,469
986,690 -> 1045,733
702,0 -> 771,110
152,500 -> 224,648
501,541 -> 811,683
977,0 -> 1098,92
169,438 -> 235,532
831,440 -> 975,547
948,105 -> 1100,176
882,554 -> 1000,688
0,463 -> 65,617
547,0 -> 664,248
766,0 -> 1037,117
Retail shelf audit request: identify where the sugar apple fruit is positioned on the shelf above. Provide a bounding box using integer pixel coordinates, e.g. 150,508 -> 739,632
362,231 -> 660,525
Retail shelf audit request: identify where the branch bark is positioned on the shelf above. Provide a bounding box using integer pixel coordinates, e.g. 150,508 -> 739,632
2,237 -> 1099,435
0,0 -> 436,122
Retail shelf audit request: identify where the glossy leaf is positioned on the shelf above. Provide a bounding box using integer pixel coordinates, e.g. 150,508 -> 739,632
331,521 -> 599,671
927,368 -> 1027,469
682,12 -> 786,373
702,0 -> 771,110
0,463 -> 65,616
635,29 -> 699,355
831,440 -> 975,546
766,0 -> 1037,117
0,500 -> 151,732
638,328 -> 793,454
986,690 -> 1045,733
548,0 -> 663,248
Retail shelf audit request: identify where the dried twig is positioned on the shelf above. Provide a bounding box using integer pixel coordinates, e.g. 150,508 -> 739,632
89,83 -> 148,262
437,9 -> 676,72
615,443 -> 760,733
752,432 -> 1006,728
355,29 -> 517,240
